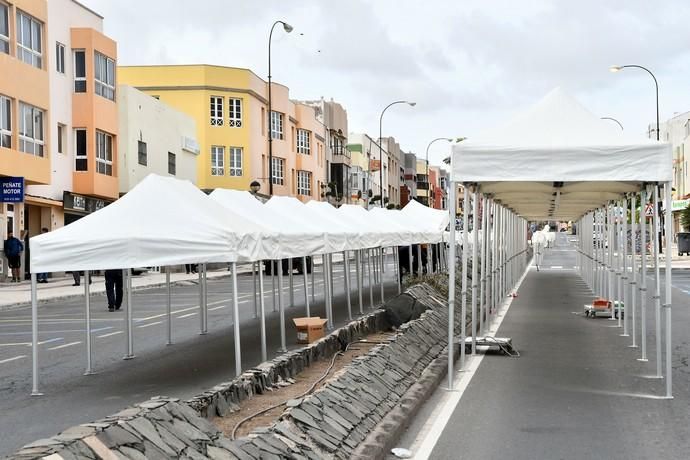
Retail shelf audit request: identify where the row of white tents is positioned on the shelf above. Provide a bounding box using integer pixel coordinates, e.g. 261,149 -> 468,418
27,175 -> 450,395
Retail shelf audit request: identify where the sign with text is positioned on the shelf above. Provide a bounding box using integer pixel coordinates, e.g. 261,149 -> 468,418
0,177 -> 24,203
369,159 -> 381,172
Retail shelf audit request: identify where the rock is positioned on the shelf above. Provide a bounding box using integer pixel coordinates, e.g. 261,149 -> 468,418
96,425 -> 142,449
117,446 -> 148,460
206,445 -> 234,460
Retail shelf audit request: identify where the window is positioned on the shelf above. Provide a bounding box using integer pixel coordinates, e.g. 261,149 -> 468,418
0,3 -> 9,54
229,147 -> 242,176
228,98 -> 242,127
137,140 -> 147,166
270,111 -> 283,140
57,123 -> 65,154
297,170 -> 312,196
74,129 -> 87,171
271,157 -> 285,185
96,131 -> 113,176
168,152 -> 176,175
55,42 -> 65,73
94,52 -> 115,100
297,129 -> 311,155
16,10 -> 42,68
18,102 -> 44,156
74,50 -> 86,92
0,95 -> 10,148
211,146 -> 224,176
210,96 -> 223,126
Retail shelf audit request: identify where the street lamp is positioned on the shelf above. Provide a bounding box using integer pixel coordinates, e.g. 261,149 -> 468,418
609,65 -> 659,140
268,20 -> 294,196
600,117 -> 624,131
378,100 -> 415,207
425,137 -> 466,207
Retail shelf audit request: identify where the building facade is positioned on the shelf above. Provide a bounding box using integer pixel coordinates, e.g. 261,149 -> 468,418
657,111 -> 690,232
118,85 -> 199,193
118,65 -> 326,203
401,152 -> 418,206
416,159 -> 429,206
348,132 -> 389,208
1,0 -> 118,279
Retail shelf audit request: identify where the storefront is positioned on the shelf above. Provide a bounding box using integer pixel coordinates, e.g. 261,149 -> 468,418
672,198 -> 690,235
63,191 -> 113,225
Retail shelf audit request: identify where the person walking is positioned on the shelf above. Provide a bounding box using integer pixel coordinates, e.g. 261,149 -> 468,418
104,269 -> 123,312
3,231 -> 24,282
37,228 -> 49,283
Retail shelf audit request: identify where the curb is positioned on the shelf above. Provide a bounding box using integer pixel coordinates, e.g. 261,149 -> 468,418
351,342 -> 460,460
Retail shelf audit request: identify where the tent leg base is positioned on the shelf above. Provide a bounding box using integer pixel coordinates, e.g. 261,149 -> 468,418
619,333 -> 630,337
628,345 -> 638,348
637,358 -> 649,362
166,342 -> 173,346
31,391 -> 43,397
123,355 -> 136,360
199,332 -> 208,336
83,370 -> 96,376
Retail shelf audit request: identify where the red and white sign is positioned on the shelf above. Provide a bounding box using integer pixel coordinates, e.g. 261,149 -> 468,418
644,203 -> 654,218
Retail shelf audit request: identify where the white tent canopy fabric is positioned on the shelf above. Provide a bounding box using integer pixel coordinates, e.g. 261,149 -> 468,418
30,175 -> 266,272
451,88 -> 672,221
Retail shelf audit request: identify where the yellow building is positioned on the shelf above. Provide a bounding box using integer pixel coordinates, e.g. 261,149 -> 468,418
118,65 -> 327,202
416,159 -> 430,206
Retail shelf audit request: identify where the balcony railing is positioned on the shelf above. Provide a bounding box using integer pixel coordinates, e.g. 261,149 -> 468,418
331,145 -> 351,159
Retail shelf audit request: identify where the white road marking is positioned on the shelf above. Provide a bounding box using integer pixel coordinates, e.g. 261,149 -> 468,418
37,337 -> 63,346
97,331 -> 123,338
0,342 -> 29,347
177,313 -> 197,319
137,321 -> 163,329
208,305 -> 226,311
409,262 -> 531,460
551,265 -> 564,269
47,341 -> 81,351
0,355 -> 26,364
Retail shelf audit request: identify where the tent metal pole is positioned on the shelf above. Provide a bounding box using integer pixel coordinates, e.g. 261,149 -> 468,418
31,273 -> 41,396
408,244 -> 413,281
232,262 -> 242,377
630,194 -> 638,348
368,249 -> 374,309
639,189 -> 648,361
356,250 -> 363,315
198,267 -> 204,334
344,251 -> 352,321
278,265 -> 287,352
124,269 -> 134,359
479,195 -> 486,337
323,254 -> 331,323
471,188 -> 479,354
608,204 -> 616,321
84,270 -> 94,375
622,197 -> 630,337
259,260 -> 267,361
252,262 -> 258,319
166,266 -> 172,345
328,253 -> 334,329
663,181 -> 673,398
311,256 -> 315,303
202,264 -> 208,334
381,246 -> 386,274
379,247 -> 385,304
460,185 -> 469,369
289,258 -> 294,309
272,263 -> 277,312
491,202 -> 497,320
395,248 -> 402,294
302,256 -> 311,318
652,185 -> 662,378
417,245 -> 422,277
447,179 -> 457,389
616,201 -> 623,328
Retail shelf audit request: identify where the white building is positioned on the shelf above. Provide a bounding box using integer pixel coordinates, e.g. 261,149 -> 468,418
348,132 -> 388,208
655,111 -> 690,232
118,85 -> 199,192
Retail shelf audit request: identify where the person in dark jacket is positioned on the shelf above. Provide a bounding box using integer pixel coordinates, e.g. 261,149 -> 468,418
104,269 -> 123,312
3,231 -> 24,282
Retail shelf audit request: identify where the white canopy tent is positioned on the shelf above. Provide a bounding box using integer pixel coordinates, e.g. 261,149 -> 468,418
446,87 -> 674,397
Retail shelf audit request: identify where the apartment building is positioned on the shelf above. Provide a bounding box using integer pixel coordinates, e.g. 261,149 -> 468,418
401,152 -> 418,206
416,159 -> 429,206
1,0 -> 117,278
656,111 -> 690,232
118,85 -> 199,193
118,65 -> 327,203
301,98 -> 350,204
348,132 -> 389,208
382,136 -> 402,207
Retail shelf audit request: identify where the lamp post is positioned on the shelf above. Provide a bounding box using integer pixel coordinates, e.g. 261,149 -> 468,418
268,20 -> 293,196
425,137 -> 465,207
609,65 -> 659,140
611,64 -> 663,251
600,117 -> 624,131
378,101 -> 415,207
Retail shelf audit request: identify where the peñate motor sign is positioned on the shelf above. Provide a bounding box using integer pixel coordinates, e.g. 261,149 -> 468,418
0,177 -> 24,203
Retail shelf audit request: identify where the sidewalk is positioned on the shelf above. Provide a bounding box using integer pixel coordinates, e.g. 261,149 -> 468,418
0,267 -> 238,310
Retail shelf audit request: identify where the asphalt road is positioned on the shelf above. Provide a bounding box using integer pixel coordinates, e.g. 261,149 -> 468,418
0,257 -> 401,456
423,232 -> 690,460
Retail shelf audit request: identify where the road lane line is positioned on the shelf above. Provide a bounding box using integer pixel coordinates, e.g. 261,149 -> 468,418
137,321 -> 163,329
37,337 -> 63,346
177,313 -> 197,319
208,305 -> 226,311
0,355 -> 26,364
0,342 -> 30,347
47,341 -> 81,351
97,331 -> 123,338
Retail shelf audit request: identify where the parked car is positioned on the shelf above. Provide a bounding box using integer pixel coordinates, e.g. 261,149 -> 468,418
264,257 -> 312,276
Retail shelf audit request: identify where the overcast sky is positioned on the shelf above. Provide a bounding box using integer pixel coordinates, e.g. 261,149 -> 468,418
83,0 -> 690,167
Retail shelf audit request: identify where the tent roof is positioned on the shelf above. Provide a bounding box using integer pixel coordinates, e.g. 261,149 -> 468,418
451,88 -> 672,221
30,175 -> 265,272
